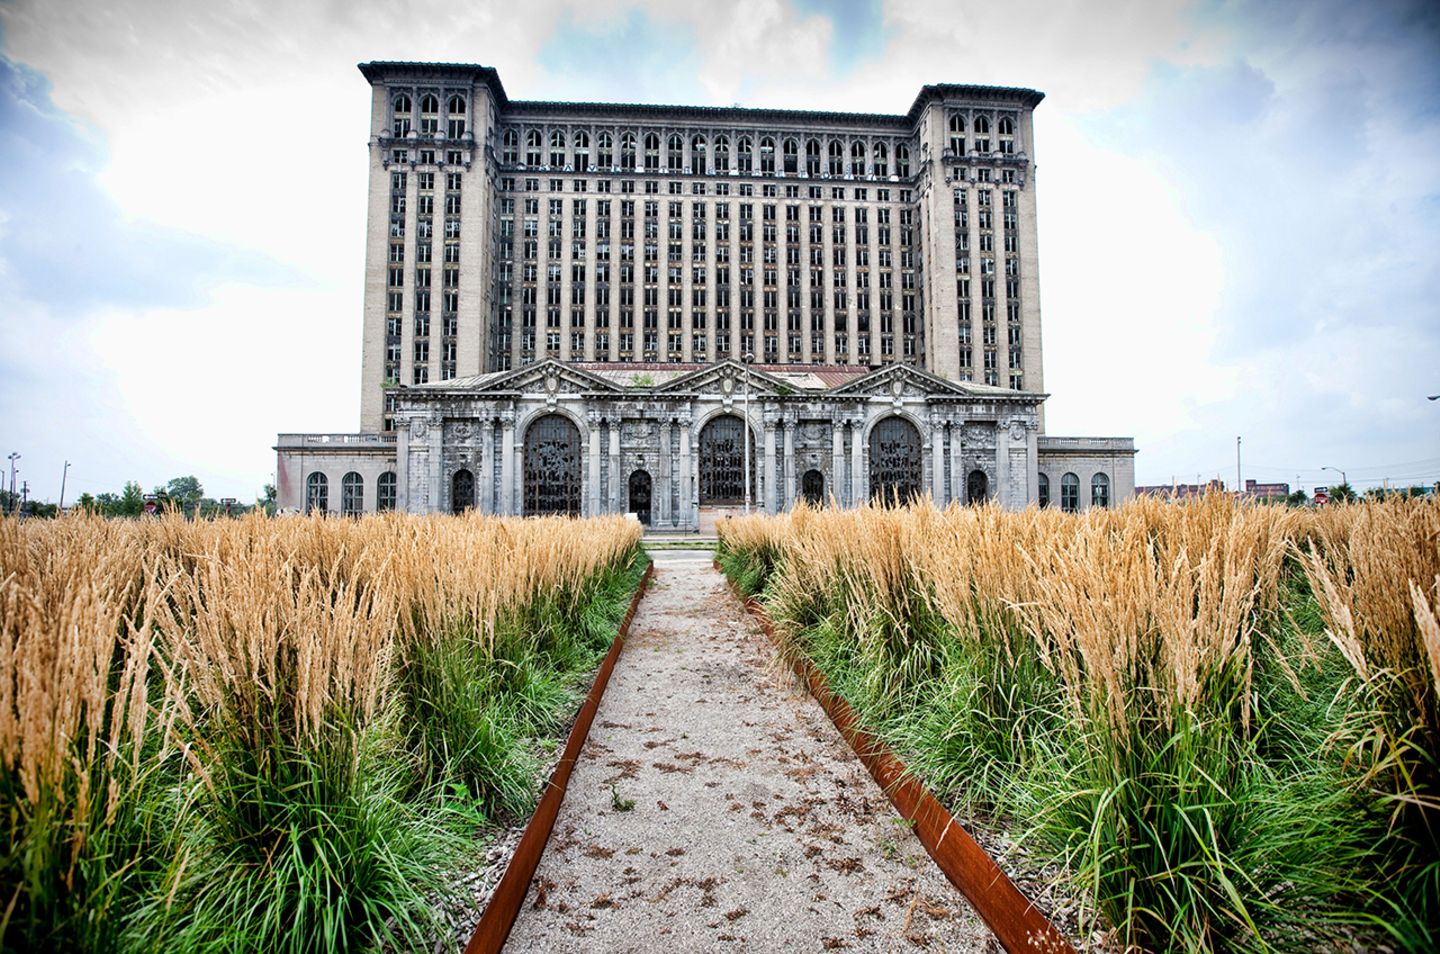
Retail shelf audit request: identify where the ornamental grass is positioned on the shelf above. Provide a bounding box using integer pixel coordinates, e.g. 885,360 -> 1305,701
0,510 -> 642,953
719,494 -> 1439,952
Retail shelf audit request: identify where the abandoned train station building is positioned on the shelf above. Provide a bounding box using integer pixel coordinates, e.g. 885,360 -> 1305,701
276,61 -> 1135,527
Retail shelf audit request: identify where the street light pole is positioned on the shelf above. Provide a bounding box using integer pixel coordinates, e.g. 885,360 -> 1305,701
1321,465 -> 1347,492
59,460 -> 71,512
743,352 -> 754,514
6,453 -> 18,516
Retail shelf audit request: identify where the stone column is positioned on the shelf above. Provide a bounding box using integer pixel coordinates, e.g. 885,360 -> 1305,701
996,420 -> 1011,509
831,418 -> 845,507
608,417 -> 622,513
586,412 -> 601,517
479,415 -> 494,514
763,415 -> 778,513
678,413 -> 693,529
396,417 -> 412,512
500,410 -> 516,516
783,419 -> 796,510
850,416 -> 866,506
950,422 -> 964,504
930,415 -> 946,505
658,419 -> 673,525
429,413 -> 443,511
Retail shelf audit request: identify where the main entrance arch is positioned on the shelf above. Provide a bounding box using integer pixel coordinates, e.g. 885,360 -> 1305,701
801,469 -> 825,506
523,414 -> 582,515
868,417 -> 922,504
628,470 -> 652,525
698,415 -> 754,505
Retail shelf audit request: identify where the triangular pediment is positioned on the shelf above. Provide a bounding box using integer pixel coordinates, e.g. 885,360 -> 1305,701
452,359 -> 625,395
827,363 -> 970,398
653,360 -> 788,396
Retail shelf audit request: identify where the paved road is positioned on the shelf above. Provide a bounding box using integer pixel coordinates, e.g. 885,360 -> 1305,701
503,550 -> 993,952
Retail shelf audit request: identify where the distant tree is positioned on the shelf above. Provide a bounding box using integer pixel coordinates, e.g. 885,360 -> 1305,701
1328,482 -> 1358,504
1286,489 -> 1310,507
23,501 -> 58,518
260,483 -> 277,517
166,475 -> 205,512
76,492 -> 97,513
118,481 -> 145,517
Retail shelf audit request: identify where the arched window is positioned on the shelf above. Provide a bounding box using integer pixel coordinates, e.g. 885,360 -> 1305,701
698,416 -> 754,505
1037,472 -> 1050,508
691,135 -> 708,175
714,135 -> 730,172
341,472 -> 364,516
1091,473 -> 1111,509
305,472 -> 328,514
850,141 -> 866,176
759,137 -> 775,174
643,132 -> 661,171
998,116 -> 1015,154
974,116 -> 991,154
573,130 -> 590,169
828,140 -> 844,175
525,129 -> 541,165
805,138 -> 822,175
596,131 -> 613,167
452,469 -> 475,514
392,94 -> 412,137
628,470 -> 652,525
869,417 -> 922,504
376,472 -> 397,512
782,138 -> 798,174
502,128 -> 518,164
998,116 -> 1014,135
446,96 -> 466,138
550,129 -> 566,167
873,142 -> 888,176
620,132 -> 637,170
523,414 -> 582,515
948,113 -> 965,154
737,137 -> 753,173
1060,472 -> 1080,512
967,469 -> 988,505
896,143 -> 911,177
801,469 -> 824,505
419,93 -> 439,135
668,133 -> 684,171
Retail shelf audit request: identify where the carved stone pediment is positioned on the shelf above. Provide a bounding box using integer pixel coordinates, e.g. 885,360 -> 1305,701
654,360 -> 784,397
827,364 -> 968,399
465,358 -> 623,396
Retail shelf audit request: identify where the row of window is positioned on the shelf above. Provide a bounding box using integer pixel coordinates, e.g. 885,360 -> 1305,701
944,113 -> 1018,156
503,175 -> 911,203
499,129 -> 914,179
390,92 -> 468,139
305,471 -> 397,516
1037,472 -> 1110,511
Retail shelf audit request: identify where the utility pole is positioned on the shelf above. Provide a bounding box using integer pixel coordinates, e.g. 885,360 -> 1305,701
1236,436 -> 1242,497
6,452 -> 18,516
59,460 -> 70,512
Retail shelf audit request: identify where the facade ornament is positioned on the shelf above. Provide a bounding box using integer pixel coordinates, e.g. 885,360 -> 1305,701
410,418 -> 429,439
1008,419 -> 1027,443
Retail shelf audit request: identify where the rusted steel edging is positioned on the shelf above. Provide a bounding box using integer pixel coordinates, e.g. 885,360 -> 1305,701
464,559 -> 654,954
717,564 -> 1075,954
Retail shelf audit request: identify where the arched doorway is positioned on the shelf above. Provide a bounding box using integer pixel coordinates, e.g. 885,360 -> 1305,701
698,415 -> 754,505
967,469 -> 989,505
523,414 -> 582,515
868,417 -> 922,505
452,469 -> 475,514
801,469 -> 825,506
629,470 -> 652,525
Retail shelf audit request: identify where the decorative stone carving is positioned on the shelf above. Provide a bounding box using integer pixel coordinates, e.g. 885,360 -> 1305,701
1009,419 -> 1028,443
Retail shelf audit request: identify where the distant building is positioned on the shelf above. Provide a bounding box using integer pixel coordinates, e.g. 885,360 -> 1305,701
1135,479 -> 1292,502
276,62 -> 1136,525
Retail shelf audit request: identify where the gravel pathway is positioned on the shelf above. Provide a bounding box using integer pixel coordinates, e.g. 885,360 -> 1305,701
503,549 -> 994,953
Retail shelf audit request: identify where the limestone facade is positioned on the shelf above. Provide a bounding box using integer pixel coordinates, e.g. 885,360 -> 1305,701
275,61 -> 1136,519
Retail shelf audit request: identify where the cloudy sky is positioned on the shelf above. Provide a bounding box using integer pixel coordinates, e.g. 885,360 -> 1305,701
1,0 -> 1437,503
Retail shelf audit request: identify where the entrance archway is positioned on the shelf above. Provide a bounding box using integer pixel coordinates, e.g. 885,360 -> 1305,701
452,469 -> 475,514
801,469 -> 824,505
523,414 -> 582,515
628,470 -> 652,525
967,469 -> 989,505
868,417 -> 922,505
698,415 -> 754,505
